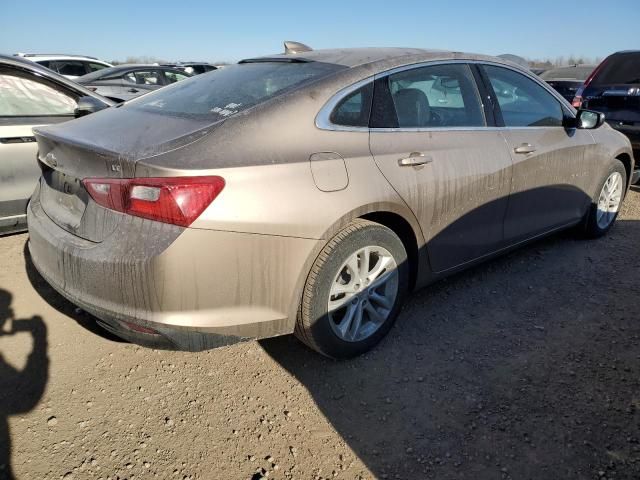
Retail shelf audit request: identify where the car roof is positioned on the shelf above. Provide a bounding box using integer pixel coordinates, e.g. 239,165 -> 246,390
240,47 -> 529,72
0,53 -> 115,105
15,53 -> 112,64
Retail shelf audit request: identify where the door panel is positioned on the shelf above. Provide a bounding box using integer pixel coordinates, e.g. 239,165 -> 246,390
0,123 -> 41,220
370,130 -> 513,272
368,62 -> 513,273
480,64 -> 597,242
500,128 -> 595,241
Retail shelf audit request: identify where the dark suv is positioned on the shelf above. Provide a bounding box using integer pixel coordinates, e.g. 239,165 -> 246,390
573,51 -> 640,176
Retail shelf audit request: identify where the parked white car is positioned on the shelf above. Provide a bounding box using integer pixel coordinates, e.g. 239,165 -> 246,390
14,53 -> 113,80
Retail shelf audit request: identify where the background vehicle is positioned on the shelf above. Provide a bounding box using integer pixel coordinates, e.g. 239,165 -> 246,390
14,53 -> 113,80
76,65 -> 192,102
0,54 -> 113,235
540,64 -> 596,102
160,62 -> 217,75
27,46 -> 633,358
573,51 -> 640,178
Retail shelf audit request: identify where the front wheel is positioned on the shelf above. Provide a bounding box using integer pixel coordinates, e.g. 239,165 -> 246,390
295,219 -> 409,359
581,160 -> 626,238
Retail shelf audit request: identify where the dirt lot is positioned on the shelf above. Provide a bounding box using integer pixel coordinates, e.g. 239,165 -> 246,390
1,189 -> 640,480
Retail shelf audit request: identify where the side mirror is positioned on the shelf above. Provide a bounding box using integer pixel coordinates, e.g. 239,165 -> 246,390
575,109 -> 605,129
74,96 -> 108,118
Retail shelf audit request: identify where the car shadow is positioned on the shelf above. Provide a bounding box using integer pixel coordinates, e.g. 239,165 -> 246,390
22,241 -> 126,344
0,288 -> 49,480
261,216 -> 640,479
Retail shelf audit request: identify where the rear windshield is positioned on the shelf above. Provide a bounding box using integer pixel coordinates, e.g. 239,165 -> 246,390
592,52 -> 640,85
125,61 -> 344,119
77,67 -> 121,83
540,66 -> 595,81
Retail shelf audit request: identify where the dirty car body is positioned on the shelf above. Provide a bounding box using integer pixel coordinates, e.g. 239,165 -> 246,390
27,47 -> 634,355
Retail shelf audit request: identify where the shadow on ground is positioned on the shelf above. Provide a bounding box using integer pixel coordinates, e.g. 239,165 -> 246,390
262,218 -> 640,479
0,289 -> 48,480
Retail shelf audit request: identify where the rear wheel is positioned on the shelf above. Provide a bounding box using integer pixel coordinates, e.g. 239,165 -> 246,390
582,160 -> 626,238
295,219 -> 409,359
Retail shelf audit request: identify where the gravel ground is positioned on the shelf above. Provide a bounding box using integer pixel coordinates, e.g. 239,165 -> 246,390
1,188 -> 640,480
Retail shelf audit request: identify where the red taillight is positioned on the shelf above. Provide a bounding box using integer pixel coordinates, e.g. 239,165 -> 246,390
572,56 -> 610,109
83,176 -> 225,227
572,91 -> 583,108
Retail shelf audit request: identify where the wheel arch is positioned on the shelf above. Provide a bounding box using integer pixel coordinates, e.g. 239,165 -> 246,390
286,203 -> 427,329
615,151 -> 634,189
360,211 -> 421,291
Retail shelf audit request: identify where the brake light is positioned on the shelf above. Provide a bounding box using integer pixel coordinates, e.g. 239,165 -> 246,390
83,176 -> 225,227
572,56 -> 610,109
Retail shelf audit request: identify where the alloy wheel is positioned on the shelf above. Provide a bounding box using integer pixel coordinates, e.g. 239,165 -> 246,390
327,246 -> 399,342
596,171 -> 623,229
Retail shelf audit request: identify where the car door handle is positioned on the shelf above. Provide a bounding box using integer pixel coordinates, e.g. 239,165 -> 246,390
0,136 -> 36,144
514,143 -> 536,154
127,88 -> 139,93
398,152 -> 432,167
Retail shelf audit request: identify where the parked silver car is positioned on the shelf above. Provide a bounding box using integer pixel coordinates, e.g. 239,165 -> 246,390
0,54 -> 113,234
76,65 -> 192,102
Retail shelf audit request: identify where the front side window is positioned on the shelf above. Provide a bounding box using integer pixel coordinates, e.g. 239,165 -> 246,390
0,71 -> 77,116
329,83 -> 373,127
164,70 -> 190,84
127,61 -> 345,120
483,65 -> 563,127
50,60 -> 87,77
372,63 -> 485,128
124,70 -> 162,86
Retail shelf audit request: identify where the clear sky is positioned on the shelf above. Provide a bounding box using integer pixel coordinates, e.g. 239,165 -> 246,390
1,0 -> 638,63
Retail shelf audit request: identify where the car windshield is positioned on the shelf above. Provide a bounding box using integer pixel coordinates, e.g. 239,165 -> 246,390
592,52 -> 640,85
125,61 -> 344,119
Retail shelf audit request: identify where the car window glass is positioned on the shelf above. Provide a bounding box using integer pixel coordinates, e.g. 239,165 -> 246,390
127,61 -> 345,120
50,60 -> 87,77
87,62 -> 109,73
164,71 -> 190,84
0,73 -> 77,116
484,65 -> 563,127
591,53 -> 640,85
125,71 -> 161,85
381,64 -> 485,128
330,82 -> 373,127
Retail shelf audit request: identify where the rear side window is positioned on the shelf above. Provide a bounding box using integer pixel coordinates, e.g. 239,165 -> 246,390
591,53 -> 640,85
0,71 -> 77,116
125,70 -> 161,85
372,63 -> 485,128
329,83 -> 373,127
484,65 -> 563,127
127,61 -> 344,120
164,70 -> 190,84
50,60 -> 87,77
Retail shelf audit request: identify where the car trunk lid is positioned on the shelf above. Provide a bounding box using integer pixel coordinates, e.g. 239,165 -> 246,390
583,84 -> 640,123
33,107 -> 219,242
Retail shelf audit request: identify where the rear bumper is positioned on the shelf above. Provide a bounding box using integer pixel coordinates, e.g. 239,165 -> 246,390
27,191 -> 320,351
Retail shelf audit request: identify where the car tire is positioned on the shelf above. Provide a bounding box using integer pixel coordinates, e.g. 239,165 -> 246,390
581,159 -> 627,238
295,219 -> 409,359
